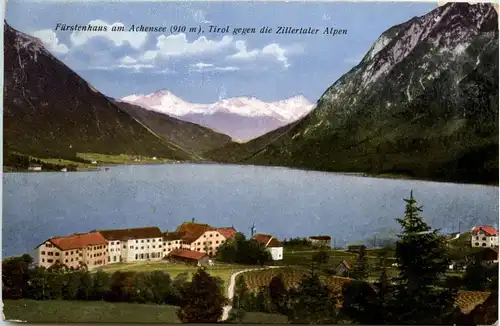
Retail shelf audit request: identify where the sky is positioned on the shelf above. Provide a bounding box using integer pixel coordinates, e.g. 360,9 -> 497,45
6,1 -> 437,103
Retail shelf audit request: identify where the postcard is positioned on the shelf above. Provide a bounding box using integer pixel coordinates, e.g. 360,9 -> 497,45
2,0 -> 499,324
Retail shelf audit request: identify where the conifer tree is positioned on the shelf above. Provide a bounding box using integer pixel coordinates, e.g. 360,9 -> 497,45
389,191 -> 457,324
287,264 -> 338,324
177,268 -> 227,323
352,246 -> 369,281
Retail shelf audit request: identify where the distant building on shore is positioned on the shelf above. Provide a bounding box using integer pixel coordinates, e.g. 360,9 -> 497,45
28,165 -> 42,171
309,235 -> 332,247
471,226 -> 499,248
253,233 -> 283,260
168,249 -> 210,266
35,232 -> 108,270
98,227 -> 163,263
163,231 -> 184,256
175,222 -> 236,257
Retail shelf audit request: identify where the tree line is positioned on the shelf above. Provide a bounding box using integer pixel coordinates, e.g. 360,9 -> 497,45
4,152 -> 78,171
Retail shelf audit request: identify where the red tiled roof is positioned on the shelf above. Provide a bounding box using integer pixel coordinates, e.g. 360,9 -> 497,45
169,249 -> 207,260
217,227 -> 237,239
176,222 -> 215,244
49,232 -> 107,250
336,259 -> 352,270
253,234 -> 282,248
472,226 -> 499,236
98,227 -> 163,241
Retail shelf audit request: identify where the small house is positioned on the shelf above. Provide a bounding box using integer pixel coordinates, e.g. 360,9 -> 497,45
253,234 -> 283,260
168,249 -> 209,266
28,165 -> 42,171
471,226 -> 499,248
309,235 -> 332,247
335,260 -> 352,276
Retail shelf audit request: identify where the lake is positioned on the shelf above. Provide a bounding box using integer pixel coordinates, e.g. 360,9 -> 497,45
3,163 -> 498,258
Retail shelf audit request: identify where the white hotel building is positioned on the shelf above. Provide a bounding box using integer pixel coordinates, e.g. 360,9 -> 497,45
98,227 -> 164,263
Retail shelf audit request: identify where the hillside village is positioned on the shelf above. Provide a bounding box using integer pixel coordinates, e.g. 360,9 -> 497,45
35,221 -> 285,271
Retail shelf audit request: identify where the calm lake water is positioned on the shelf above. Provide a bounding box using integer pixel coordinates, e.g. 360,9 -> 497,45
3,164 -> 499,258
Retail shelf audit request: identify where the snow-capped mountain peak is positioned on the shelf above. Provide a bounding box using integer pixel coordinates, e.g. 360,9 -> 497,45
120,90 -> 315,142
120,91 -> 314,121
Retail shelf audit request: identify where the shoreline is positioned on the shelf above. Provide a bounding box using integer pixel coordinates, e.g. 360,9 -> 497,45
4,160 -> 498,187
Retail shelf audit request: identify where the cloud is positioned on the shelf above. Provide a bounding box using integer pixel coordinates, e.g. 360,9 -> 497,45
228,41 -> 294,68
138,33 -> 233,62
32,29 -> 69,54
192,62 -> 214,69
119,56 -> 138,65
262,44 -> 290,68
189,62 -> 240,72
70,19 -> 148,50
229,40 -> 259,60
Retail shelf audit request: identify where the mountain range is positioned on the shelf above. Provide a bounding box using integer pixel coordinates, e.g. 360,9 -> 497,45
207,2 -> 499,185
3,2 -> 498,185
121,91 -> 315,142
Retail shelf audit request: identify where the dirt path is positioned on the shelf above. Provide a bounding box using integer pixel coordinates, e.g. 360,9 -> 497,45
220,266 -> 282,321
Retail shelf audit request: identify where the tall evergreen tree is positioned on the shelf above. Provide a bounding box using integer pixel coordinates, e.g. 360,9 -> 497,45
287,265 -> 339,324
177,268 -> 227,323
389,191 -> 457,324
352,246 -> 369,281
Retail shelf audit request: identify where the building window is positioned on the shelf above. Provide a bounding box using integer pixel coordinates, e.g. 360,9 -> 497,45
123,245 -> 126,249
475,243 -> 479,246
55,252 -> 60,256
216,241 -> 219,244
41,251 -> 46,255
48,252 -> 54,256
197,248 -> 200,251
158,245 -> 162,248
147,239 -> 150,243
141,246 -> 144,249
140,254 -> 144,259
135,254 -> 138,259
210,234 -> 213,237
482,237 -> 487,241
65,259 -> 68,263
114,256 -> 117,262
47,259 -> 53,263
152,245 -> 156,248
482,243 -> 486,247
164,248 -> 166,251
42,259 -> 45,262
141,240 -> 144,243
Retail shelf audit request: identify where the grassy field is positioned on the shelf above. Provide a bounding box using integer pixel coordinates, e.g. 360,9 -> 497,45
238,312 -> 288,323
77,152 -> 174,165
96,261 -> 255,292
3,300 -> 181,323
3,300 -> 289,323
